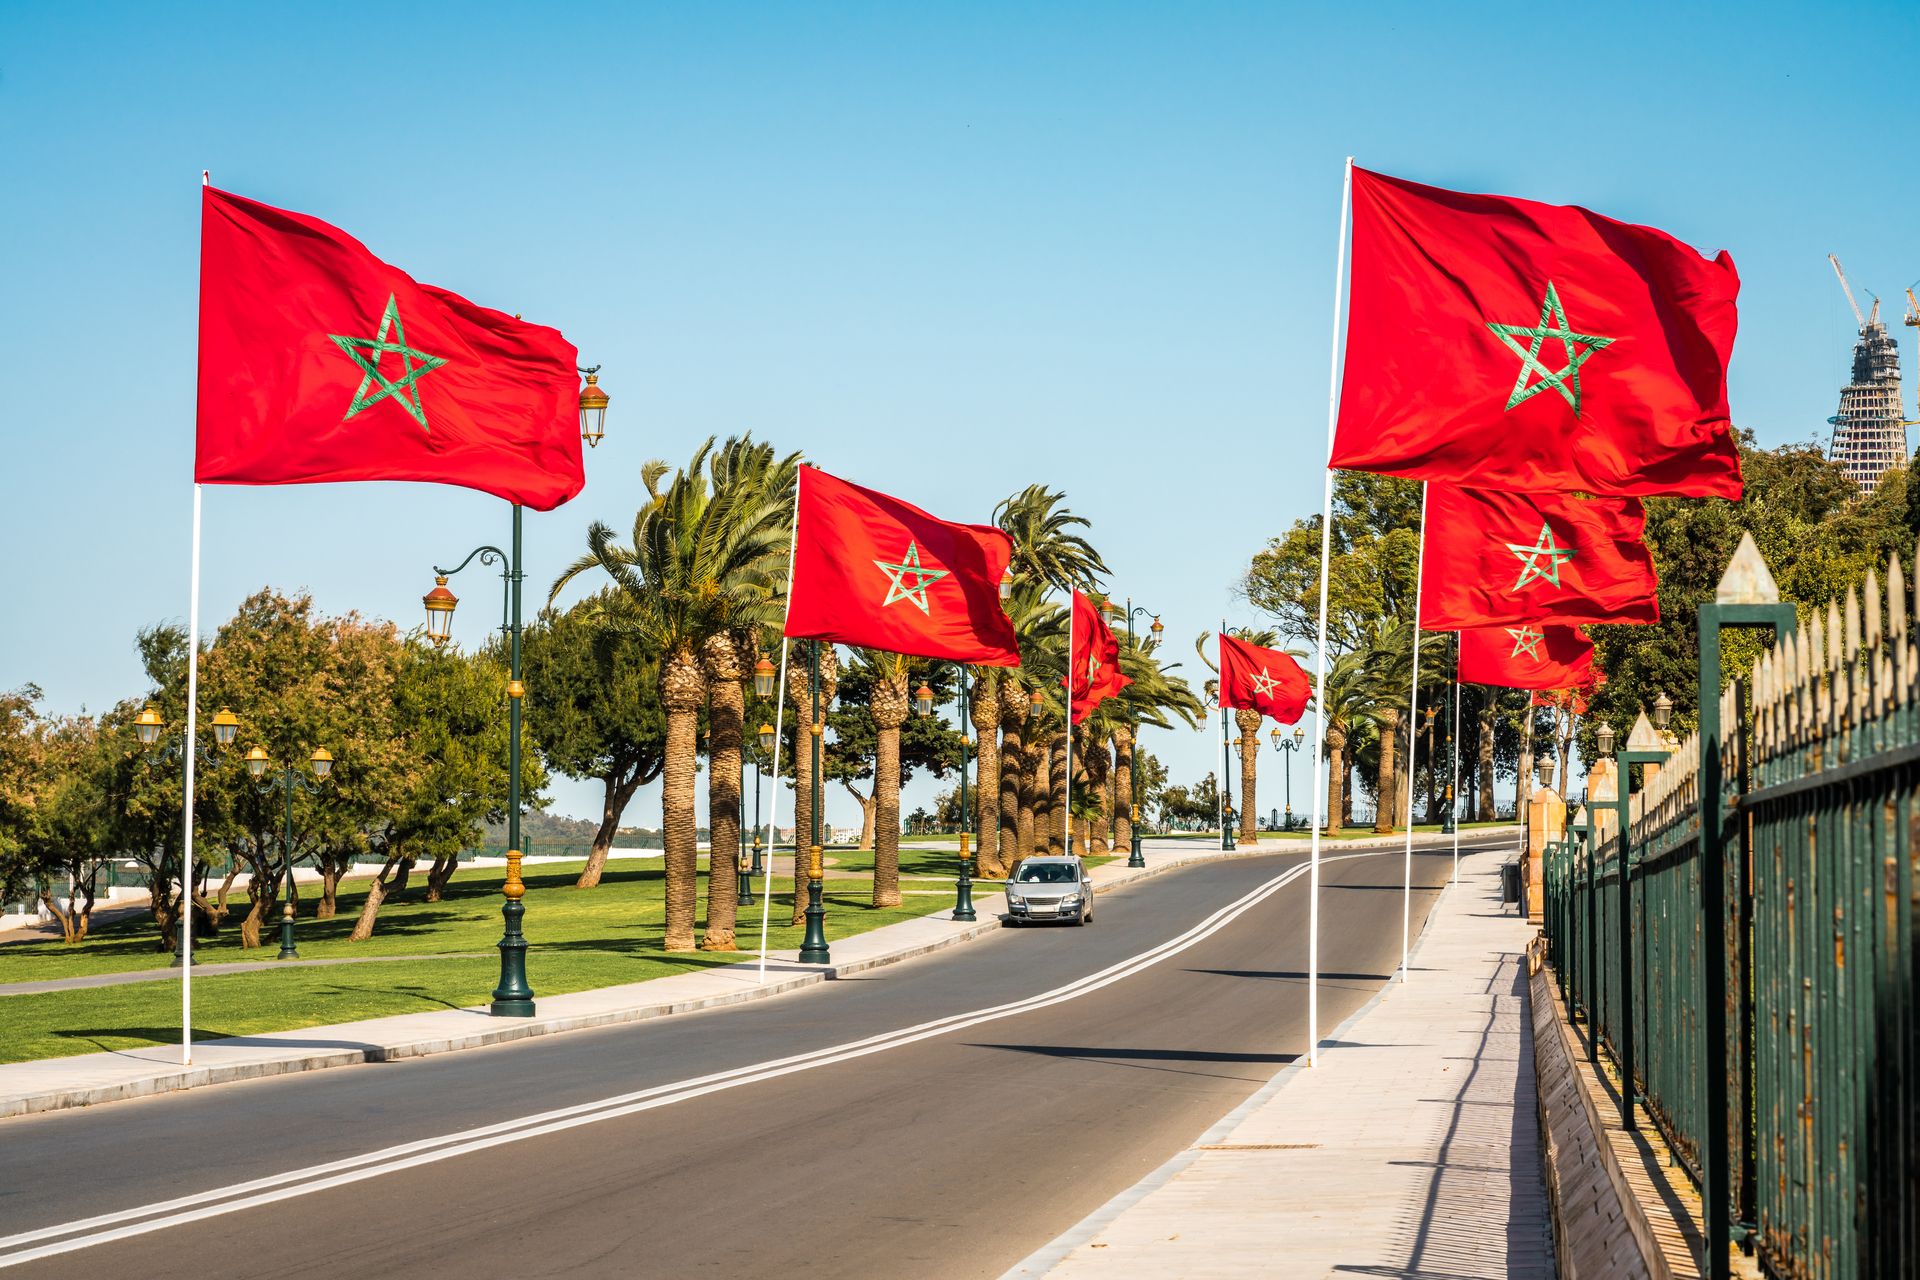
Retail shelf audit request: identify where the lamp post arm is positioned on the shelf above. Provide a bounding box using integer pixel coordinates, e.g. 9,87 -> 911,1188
435,544 -> 513,640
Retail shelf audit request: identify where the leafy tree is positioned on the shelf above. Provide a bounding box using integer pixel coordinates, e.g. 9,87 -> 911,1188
1583,442 -> 1913,757
1242,473 -> 1423,654
520,596 -> 664,889
0,686 -> 41,905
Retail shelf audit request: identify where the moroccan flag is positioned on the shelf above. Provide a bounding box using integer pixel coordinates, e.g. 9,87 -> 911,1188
1329,168 -> 1742,499
1458,624 -> 1596,691
785,466 -> 1020,665
1065,591 -> 1131,724
196,187 -> 585,511
1218,633 -> 1311,726
1419,485 -> 1658,629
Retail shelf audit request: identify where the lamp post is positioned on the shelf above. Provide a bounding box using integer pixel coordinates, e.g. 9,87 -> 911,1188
1122,604 -> 1160,867
247,746 -> 333,960
1218,691 -> 1236,851
419,369 -> 608,1016
797,640 -> 831,963
135,703 -> 241,965
915,671 -> 975,921
1272,724 -> 1303,831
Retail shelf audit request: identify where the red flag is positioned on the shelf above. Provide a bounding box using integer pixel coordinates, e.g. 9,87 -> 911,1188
785,466 -> 1020,665
1066,591 -> 1131,724
1419,485 -> 1658,629
1330,168 -> 1742,499
1218,633 -> 1311,726
195,187 -> 584,511
1458,624 -> 1596,691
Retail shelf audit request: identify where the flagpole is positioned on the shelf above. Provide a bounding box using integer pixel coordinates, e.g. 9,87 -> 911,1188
1400,482 -> 1429,984
1063,590 -> 1074,856
180,482 -> 203,1065
1451,636 -> 1462,885
756,637 -> 791,982
1307,156 -> 1353,1069
757,472 -> 806,982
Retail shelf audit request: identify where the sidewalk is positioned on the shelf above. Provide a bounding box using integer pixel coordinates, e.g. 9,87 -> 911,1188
0,829 -> 1510,1121
1009,852 -> 1551,1279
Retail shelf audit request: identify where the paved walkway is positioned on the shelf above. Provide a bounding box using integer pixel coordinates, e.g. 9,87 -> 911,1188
1011,852 -> 1552,1279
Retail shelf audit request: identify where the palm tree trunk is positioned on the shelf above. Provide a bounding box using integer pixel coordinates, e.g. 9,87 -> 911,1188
1049,731 -> 1067,854
660,650 -> 706,951
869,666 -> 909,909
1325,729 -> 1346,833
1235,708 -> 1261,840
700,636 -> 743,951
872,725 -> 902,907
1112,725 -> 1134,853
1517,700 -> 1534,817
1373,709 -> 1399,834
970,674 -> 1003,877
786,647 -> 837,925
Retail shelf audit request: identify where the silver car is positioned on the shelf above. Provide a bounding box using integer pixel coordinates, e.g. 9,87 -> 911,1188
1004,855 -> 1095,925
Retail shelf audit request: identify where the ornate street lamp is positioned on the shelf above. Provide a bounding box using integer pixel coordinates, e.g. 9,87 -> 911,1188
422,577 -> 458,648
1273,723 -> 1304,831
251,747 -> 334,959
578,366 -> 609,448
914,665 -> 976,920
1652,691 -> 1673,732
753,653 -> 777,700
758,722 -> 776,754
913,682 -> 935,719
134,705 -> 164,747
211,707 -> 240,748
1596,721 -> 1617,757
133,704 -> 243,968
1536,756 -> 1556,790
1148,615 -> 1164,650
1121,600 -> 1159,866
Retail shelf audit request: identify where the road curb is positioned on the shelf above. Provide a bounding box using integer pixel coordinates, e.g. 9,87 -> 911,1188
1,828 -> 1517,1120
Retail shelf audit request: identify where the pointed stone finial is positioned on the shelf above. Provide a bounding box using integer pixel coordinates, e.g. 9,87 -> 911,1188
1627,710 -> 1662,752
1716,532 -> 1781,604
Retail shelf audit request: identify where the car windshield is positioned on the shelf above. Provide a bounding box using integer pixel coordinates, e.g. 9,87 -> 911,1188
1014,862 -> 1079,884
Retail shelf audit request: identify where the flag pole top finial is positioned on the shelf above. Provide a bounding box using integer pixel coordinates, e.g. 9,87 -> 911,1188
1716,532 -> 1780,605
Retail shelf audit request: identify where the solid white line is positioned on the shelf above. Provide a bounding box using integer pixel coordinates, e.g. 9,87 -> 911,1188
0,846 -> 1403,1269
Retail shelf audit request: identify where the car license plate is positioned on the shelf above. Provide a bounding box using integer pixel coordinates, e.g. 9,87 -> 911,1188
1029,903 -> 1057,916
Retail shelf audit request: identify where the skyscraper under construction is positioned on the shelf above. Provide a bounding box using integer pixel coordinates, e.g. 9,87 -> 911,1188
1826,256 -> 1910,496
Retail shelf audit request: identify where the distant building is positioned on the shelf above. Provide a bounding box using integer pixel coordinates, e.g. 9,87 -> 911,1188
1828,309 -> 1908,496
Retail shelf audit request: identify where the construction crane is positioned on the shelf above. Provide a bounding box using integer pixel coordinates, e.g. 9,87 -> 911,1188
1830,254 -> 1867,330
1906,283 -> 1919,332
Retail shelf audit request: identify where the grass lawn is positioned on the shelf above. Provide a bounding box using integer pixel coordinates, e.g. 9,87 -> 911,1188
0,853 -> 992,1065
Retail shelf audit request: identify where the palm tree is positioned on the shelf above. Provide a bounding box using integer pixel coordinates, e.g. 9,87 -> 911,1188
968,671 -> 1004,877
994,485 -> 1108,590
553,437 -> 793,952
852,648 -> 912,907
1078,625 -> 1203,852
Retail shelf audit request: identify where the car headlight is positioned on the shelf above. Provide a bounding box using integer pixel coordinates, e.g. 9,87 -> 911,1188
1061,894 -> 1081,907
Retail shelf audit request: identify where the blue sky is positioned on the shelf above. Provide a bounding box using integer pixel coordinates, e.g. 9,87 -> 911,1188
3,2 -> 1916,828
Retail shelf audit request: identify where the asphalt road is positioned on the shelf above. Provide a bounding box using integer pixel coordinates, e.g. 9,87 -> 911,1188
0,838 -> 1502,1279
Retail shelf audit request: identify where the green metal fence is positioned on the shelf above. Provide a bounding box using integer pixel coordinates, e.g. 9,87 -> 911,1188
1540,539 -> 1920,1280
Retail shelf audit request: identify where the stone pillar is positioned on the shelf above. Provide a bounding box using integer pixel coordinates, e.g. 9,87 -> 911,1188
1527,786 -> 1565,923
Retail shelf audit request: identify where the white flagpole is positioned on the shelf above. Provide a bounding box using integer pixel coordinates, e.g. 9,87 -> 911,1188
1451,637 -> 1462,884
757,473 -> 806,982
1307,156 -> 1354,1069
180,483 -> 204,1065
1400,482 -> 1429,983
1063,591 -> 1075,856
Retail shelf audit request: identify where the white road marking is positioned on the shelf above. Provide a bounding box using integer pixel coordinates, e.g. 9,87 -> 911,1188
0,846 -> 1434,1268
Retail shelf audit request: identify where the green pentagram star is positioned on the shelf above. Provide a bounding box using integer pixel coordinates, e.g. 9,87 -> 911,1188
1506,626 -> 1545,660
1485,281 -> 1616,415
328,294 -> 449,431
1506,523 -> 1577,591
873,541 -> 950,614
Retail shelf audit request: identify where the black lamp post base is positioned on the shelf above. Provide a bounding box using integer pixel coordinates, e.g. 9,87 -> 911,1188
738,868 -> 756,907
798,864 -> 831,964
1127,833 -> 1146,868
952,848 -> 976,922
491,898 -> 536,1016
277,916 -> 298,961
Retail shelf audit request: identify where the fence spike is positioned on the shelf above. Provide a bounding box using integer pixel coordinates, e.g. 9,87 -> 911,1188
1891,552 -> 1908,642
1865,566 -> 1883,648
